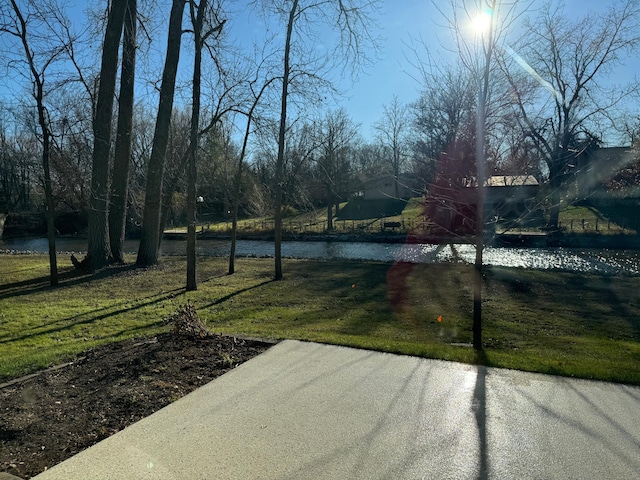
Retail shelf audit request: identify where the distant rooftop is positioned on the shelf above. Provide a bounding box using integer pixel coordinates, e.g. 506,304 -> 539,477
485,175 -> 539,187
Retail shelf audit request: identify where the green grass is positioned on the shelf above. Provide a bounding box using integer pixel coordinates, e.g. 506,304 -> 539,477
558,205 -> 632,234
166,199 -> 424,235
1,254 -> 639,384
168,199 -> 633,237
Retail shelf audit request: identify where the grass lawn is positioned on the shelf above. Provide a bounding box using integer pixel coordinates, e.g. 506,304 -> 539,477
1,254 -> 639,384
558,204 -> 633,234
165,199 -> 425,235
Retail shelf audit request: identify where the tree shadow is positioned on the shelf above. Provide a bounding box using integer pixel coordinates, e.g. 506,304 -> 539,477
593,204 -> 640,233
515,379 -> 640,473
199,279 -> 275,309
0,286 -> 184,345
0,263 -> 141,301
473,350 -> 489,480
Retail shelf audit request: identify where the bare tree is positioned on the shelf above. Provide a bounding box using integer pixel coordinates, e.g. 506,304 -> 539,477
185,0 -> 208,291
374,95 -> 411,199
136,0 -> 187,267
228,74 -> 278,275
256,0 -> 381,280
109,0 -> 137,264
431,0 -> 526,350
411,64 -> 475,167
84,0 -> 128,271
316,108 -> 358,230
2,0 -> 71,285
502,0 -> 640,229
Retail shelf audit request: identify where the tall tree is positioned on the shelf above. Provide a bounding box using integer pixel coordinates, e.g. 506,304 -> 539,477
109,0 -> 137,264
229,76 -> 277,275
433,0 -> 524,350
2,0 -> 67,285
502,0 -> 640,229
185,0 -> 207,291
136,0 -> 187,266
185,0 -> 228,290
86,0 -> 128,271
260,0 -> 380,280
374,95 -> 411,199
316,109 -> 358,230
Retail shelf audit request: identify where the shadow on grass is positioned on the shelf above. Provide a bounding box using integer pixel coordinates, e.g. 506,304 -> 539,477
594,204 -> 640,233
484,266 -> 640,343
200,279 -> 275,309
0,287 -> 184,345
0,263 -> 141,301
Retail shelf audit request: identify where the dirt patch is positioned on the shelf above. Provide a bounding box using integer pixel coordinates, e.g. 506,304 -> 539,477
0,333 -> 273,479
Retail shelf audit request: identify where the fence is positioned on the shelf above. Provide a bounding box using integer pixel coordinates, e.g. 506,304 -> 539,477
203,216 -> 420,236
557,218 -> 635,234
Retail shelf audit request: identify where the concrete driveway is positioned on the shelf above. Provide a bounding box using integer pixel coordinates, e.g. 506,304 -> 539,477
34,340 -> 640,479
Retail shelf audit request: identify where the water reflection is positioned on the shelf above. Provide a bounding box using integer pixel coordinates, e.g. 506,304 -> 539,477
1,237 -> 638,276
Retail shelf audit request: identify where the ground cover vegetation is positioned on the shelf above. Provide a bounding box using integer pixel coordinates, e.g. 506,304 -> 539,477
2,1 -> 640,283
2,254 -> 638,385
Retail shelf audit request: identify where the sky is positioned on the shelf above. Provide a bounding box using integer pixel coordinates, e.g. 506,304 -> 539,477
1,0 -> 637,144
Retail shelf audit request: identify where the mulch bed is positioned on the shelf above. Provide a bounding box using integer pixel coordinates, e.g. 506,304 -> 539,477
0,333 -> 272,479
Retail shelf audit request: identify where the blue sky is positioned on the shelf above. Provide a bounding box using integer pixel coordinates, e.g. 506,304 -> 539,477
2,0 -> 636,143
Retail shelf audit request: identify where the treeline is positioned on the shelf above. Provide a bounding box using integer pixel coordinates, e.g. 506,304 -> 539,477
1,0 -> 640,285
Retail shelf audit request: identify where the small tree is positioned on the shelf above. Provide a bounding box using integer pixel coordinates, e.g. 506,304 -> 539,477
430,0 -> 524,349
2,0 -> 70,285
256,0 -> 381,280
374,95 -> 411,199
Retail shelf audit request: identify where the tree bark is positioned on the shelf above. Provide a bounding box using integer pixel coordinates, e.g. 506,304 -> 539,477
547,161 -> 562,229
274,0 -> 299,280
326,186 -> 333,231
109,0 -> 137,263
136,0 -> 186,266
87,0 -> 128,271
186,0 -> 206,291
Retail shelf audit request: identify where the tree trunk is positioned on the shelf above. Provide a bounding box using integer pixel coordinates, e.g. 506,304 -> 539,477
547,161 -> 562,229
394,152 -> 400,199
86,0 -> 128,271
274,0 -> 299,280
229,79 -> 273,275
136,0 -> 186,267
109,0 -> 137,263
186,0 -> 206,291
41,102 -> 58,286
326,186 -> 333,231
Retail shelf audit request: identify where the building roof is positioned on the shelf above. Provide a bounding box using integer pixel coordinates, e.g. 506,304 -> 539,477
485,175 -> 539,187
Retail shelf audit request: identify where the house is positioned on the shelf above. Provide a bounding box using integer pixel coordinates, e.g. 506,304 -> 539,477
361,174 -> 418,200
485,175 -> 539,218
425,174 -> 540,235
574,146 -> 640,200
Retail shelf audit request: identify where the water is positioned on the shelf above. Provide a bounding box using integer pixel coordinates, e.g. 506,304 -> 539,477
1,236 -> 639,276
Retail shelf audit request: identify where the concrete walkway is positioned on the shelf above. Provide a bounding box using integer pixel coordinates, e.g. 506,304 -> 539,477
34,340 -> 640,479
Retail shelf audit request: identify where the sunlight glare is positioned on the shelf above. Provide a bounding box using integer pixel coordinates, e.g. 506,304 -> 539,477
471,9 -> 492,34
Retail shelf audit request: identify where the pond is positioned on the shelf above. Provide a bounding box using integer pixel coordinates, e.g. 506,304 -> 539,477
1,236 -> 639,276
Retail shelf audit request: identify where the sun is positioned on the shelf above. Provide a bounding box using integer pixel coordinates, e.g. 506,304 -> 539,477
471,9 -> 493,34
